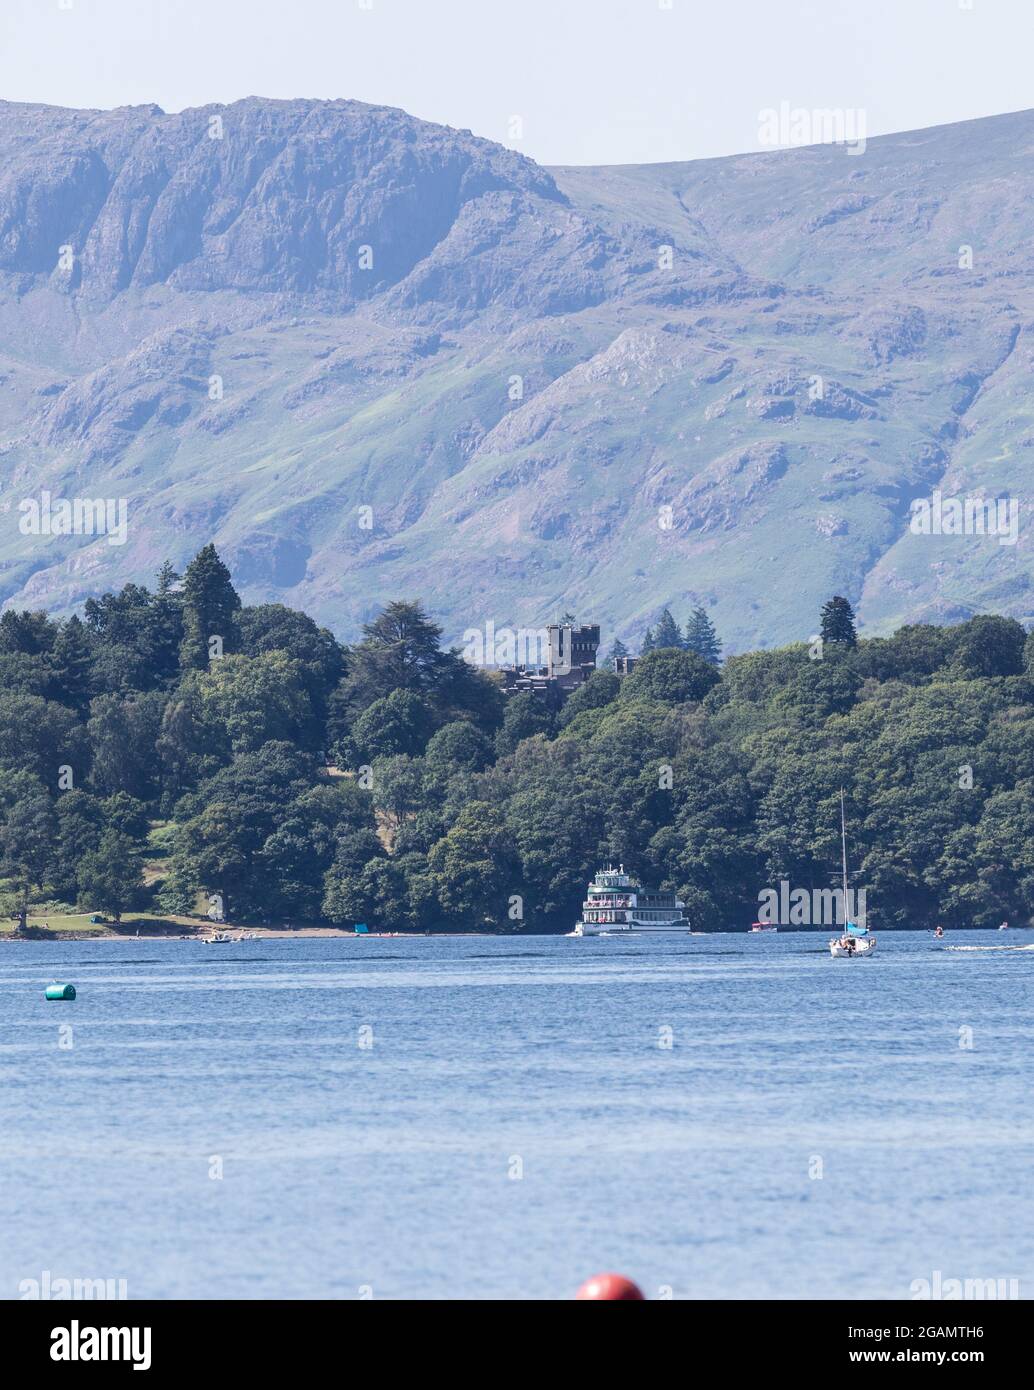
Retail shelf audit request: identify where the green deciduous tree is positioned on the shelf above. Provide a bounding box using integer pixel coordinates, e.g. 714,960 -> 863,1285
950,615 -> 1027,679
558,670 -> 620,728
618,648 -> 721,706
0,773 -> 56,929
171,742 -> 317,919
260,781 -> 377,918
239,603 -> 345,732
52,790 -> 105,900
427,801 -> 520,928
495,692 -> 555,756
87,692 -> 166,800
196,651 -> 316,757
0,691 -> 88,788
424,721 -> 494,779
348,690 -> 435,763
77,828 -> 145,923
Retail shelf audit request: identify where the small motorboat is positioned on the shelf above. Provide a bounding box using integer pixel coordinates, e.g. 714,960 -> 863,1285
751,922 -> 778,933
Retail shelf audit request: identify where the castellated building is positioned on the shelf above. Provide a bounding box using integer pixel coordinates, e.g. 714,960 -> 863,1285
500,623 -> 601,702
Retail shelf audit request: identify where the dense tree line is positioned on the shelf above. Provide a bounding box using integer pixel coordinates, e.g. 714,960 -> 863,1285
0,552 -> 1031,931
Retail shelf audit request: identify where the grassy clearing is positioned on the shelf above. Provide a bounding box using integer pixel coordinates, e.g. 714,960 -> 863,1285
0,913 -> 108,935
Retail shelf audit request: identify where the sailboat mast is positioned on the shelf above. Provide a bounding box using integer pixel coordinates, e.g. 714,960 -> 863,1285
840,787 -> 849,924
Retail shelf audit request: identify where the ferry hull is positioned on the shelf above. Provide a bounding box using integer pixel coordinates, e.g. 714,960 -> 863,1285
571,920 -> 691,936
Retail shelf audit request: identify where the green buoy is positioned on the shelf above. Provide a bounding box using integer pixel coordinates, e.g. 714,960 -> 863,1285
45,983 -> 76,1001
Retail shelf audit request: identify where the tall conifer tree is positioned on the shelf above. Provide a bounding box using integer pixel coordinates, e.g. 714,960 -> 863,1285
819,595 -> 858,648
179,545 -> 241,671
601,638 -> 629,671
653,608 -> 684,651
684,606 -> 722,665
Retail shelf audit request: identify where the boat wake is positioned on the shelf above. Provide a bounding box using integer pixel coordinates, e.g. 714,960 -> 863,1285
944,943 -> 1034,952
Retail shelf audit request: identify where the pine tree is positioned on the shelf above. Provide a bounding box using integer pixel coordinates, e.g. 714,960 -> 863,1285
684,606 -> 722,665
601,638 -> 629,672
653,608 -> 684,651
179,545 -> 241,671
156,560 -> 180,597
819,595 -> 858,648
151,561 -> 184,685
47,615 -> 96,711
640,627 -> 656,654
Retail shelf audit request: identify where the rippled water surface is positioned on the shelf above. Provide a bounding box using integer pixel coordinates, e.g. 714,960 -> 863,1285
1,932 -> 1031,1299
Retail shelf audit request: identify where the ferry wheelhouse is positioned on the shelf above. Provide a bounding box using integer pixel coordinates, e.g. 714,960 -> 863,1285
571,866 -> 689,935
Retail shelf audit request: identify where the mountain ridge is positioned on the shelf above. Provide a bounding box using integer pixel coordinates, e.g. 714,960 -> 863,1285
0,96 -> 1030,650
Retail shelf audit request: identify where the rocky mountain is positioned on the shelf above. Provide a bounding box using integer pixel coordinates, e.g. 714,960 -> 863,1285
0,96 -> 1031,651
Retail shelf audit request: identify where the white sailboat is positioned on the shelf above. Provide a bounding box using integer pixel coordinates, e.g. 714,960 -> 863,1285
829,790 -> 876,959
829,931 -> 876,958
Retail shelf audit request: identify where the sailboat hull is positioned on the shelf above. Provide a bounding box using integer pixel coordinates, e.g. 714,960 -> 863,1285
829,937 -> 877,958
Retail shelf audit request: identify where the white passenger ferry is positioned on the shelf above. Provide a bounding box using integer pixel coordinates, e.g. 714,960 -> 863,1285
570,866 -> 689,935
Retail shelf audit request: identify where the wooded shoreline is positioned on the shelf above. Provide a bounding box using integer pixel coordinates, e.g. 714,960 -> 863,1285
1,551 -> 1031,937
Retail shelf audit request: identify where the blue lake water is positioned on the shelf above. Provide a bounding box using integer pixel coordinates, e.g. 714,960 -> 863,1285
1,932 -> 1031,1300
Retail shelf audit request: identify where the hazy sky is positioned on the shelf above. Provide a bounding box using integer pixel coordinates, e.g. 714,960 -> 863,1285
3,0 -> 1032,166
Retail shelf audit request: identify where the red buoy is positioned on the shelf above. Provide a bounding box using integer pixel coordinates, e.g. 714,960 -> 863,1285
575,1272 -> 645,1301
